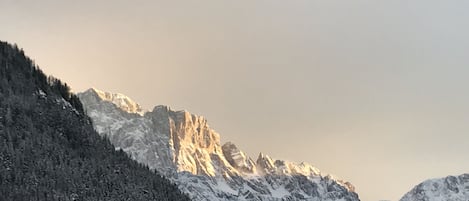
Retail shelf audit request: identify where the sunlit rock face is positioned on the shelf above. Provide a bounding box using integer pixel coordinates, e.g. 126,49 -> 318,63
91,87 -> 145,115
78,88 -> 360,201
400,174 -> 469,201
222,142 -> 257,174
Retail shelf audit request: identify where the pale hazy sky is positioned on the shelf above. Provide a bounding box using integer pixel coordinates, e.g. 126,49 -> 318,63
2,1 -> 469,201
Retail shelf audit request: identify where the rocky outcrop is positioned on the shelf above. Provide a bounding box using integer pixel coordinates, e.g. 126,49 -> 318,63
222,142 -> 257,174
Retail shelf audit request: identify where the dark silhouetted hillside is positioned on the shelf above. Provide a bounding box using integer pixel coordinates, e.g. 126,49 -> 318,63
0,41 -> 190,201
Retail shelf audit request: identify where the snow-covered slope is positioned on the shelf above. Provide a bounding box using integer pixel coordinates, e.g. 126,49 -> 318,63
90,87 -> 145,115
400,174 -> 469,201
78,88 -> 360,201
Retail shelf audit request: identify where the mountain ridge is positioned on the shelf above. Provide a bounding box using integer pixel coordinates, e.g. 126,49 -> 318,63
88,87 -> 146,115
78,87 -> 360,201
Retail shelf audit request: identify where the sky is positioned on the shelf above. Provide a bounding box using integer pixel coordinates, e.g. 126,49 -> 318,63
2,1 -> 469,200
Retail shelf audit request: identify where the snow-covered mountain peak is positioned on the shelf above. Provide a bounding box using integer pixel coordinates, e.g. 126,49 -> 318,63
400,174 -> 469,201
274,160 -> 322,177
78,88 -> 360,201
86,88 -> 145,115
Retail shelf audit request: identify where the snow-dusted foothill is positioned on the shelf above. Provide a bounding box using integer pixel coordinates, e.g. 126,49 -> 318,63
400,174 -> 469,201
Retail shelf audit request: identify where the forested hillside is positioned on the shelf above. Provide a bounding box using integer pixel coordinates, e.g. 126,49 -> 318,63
0,41 -> 190,201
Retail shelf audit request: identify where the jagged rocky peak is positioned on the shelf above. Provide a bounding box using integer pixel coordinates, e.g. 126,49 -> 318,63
400,173 -> 469,201
277,161 -> 322,178
86,87 -> 145,115
151,105 -> 220,151
79,88 -> 360,201
166,110 -> 223,176
141,102 -> 226,177
256,153 -> 322,177
222,142 -> 257,174
256,152 -> 276,174
323,174 -> 356,193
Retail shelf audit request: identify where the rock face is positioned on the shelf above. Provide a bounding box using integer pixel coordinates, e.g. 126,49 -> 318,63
400,174 -> 469,201
78,88 -> 360,201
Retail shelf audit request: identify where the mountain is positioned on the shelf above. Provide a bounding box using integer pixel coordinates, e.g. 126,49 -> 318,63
400,174 -> 469,201
0,41 -> 190,200
78,88 -> 360,201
